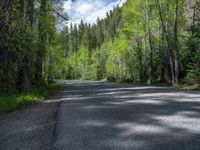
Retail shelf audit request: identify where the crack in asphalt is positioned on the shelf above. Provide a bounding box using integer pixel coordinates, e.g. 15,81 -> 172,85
51,100 -> 63,148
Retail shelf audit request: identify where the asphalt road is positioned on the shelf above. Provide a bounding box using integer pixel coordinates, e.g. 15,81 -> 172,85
0,80 -> 200,150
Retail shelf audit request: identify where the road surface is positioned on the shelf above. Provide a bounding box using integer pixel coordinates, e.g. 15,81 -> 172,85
0,80 -> 200,150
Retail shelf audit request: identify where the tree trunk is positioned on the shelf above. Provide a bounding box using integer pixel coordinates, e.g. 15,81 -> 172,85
145,0 -> 154,83
135,35 -> 143,83
174,0 -> 179,86
35,0 -> 47,84
148,30 -> 154,83
157,0 -> 175,86
192,2 -> 197,26
19,0 -> 34,90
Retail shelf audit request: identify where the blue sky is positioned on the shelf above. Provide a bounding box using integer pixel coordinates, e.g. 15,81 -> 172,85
63,0 -> 126,27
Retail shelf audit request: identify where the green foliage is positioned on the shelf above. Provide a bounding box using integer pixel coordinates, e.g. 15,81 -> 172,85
105,35 -> 129,81
184,31 -> 200,84
1,0 -> 200,92
0,90 -> 45,113
63,0 -> 200,88
48,32 -> 67,80
0,82 -> 62,113
47,82 -> 63,91
65,6 -> 126,81
181,83 -> 200,91
0,0 -> 63,91
183,1 -> 200,85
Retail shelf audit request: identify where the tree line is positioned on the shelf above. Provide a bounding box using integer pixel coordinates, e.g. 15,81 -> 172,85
0,0 -> 200,92
63,0 -> 200,87
0,0 -> 66,92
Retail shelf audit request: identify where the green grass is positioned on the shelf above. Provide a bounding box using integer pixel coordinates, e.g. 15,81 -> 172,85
180,83 -> 200,91
0,82 -> 62,114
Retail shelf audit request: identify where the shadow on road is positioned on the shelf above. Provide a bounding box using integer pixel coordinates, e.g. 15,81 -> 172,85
0,80 -> 200,150
0,93 -> 61,150
54,80 -> 200,150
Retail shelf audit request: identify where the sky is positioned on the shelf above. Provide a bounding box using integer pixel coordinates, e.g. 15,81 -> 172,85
61,0 -> 127,27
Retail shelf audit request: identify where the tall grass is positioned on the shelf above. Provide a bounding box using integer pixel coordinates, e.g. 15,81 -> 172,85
0,82 -> 62,113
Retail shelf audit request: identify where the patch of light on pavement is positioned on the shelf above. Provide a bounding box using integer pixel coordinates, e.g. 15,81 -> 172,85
105,99 -> 164,105
154,113 -> 200,133
115,123 -> 167,136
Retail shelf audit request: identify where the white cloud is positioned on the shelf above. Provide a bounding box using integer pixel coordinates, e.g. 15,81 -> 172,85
62,0 -> 127,27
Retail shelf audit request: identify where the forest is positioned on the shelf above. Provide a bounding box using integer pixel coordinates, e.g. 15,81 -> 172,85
1,0 -> 200,148
0,0 -> 200,93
